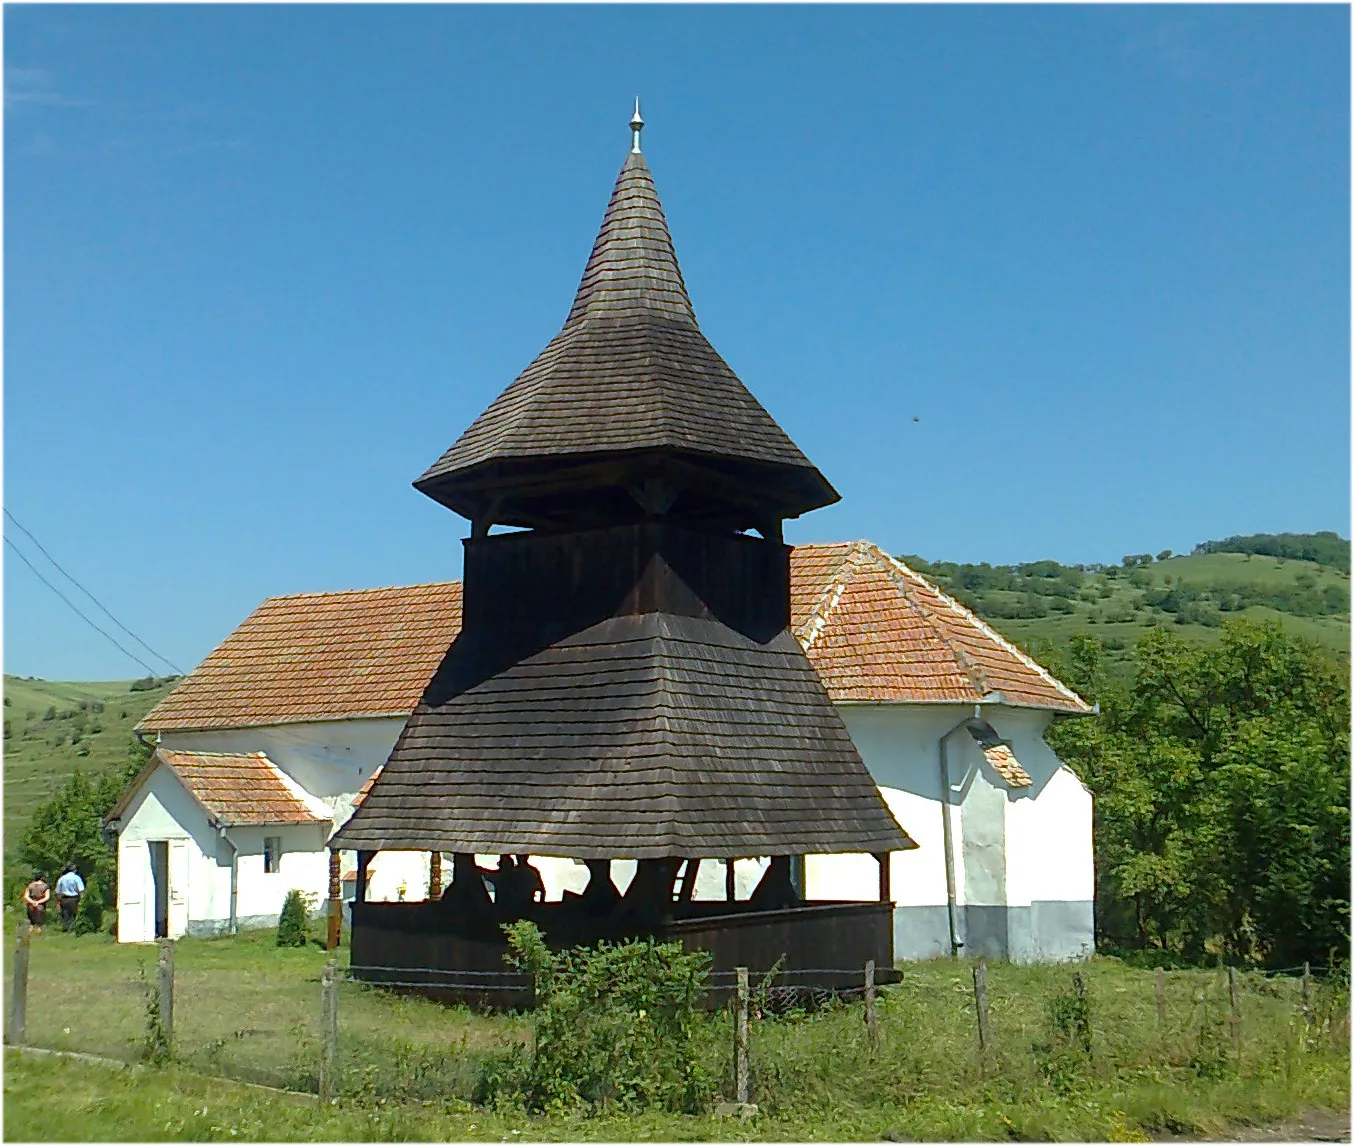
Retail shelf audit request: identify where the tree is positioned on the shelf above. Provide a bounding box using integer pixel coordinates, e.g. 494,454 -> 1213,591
1046,621 -> 1350,967
276,890 -> 310,947
18,735 -> 153,912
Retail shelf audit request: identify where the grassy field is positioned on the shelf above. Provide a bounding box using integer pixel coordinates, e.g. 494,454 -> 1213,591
3,925 -> 1348,1141
2,675 -> 175,849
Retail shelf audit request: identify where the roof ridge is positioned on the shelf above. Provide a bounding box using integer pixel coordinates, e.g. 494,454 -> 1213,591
879,547 -> 1091,711
854,541 -> 993,697
795,542 -> 868,652
261,580 -> 460,604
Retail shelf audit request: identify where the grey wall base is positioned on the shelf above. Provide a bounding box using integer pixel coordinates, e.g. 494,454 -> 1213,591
185,914 -> 277,938
894,901 -> 1093,964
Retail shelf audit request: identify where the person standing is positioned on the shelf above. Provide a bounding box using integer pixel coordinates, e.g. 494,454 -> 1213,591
22,873 -> 50,932
55,864 -> 84,931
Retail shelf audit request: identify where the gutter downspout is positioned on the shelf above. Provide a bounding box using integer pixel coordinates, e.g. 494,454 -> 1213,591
938,707 -> 982,958
217,823 -> 238,936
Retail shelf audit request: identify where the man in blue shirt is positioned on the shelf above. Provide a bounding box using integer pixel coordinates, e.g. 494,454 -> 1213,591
55,864 -> 85,931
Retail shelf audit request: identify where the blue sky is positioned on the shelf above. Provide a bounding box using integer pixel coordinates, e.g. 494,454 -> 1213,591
5,4 -> 1349,681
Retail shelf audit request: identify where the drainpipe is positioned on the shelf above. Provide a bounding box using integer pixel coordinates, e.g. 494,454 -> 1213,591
217,823 -> 238,936
938,707 -> 982,958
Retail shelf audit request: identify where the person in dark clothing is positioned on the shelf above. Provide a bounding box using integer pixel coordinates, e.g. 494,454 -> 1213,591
23,873 -> 50,931
55,864 -> 85,931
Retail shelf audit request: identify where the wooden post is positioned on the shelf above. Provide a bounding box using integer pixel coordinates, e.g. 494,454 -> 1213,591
735,966 -> 750,1104
972,960 -> 991,1059
1227,966 -> 1241,1058
864,959 -> 879,1053
326,849 -> 341,950
355,851 -> 370,903
1155,967 -> 1167,1028
1301,962 -> 1312,1026
874,852 -> 891,903
319,960 -> 339,1100
6,923 -> 31,1047
429,851 -> 442,901
725,858 -> 737,902
157,939 -> 175,1053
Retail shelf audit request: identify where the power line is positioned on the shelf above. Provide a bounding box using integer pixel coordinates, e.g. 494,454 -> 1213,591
4,535 -> 163,679
4,508 -> 183,675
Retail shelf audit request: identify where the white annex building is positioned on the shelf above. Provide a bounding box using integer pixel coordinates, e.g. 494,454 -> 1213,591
105,539 -> 1096,962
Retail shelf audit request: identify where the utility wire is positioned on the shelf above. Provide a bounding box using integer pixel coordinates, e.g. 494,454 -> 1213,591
5,535 -> 163,679
4,508 -> 183,675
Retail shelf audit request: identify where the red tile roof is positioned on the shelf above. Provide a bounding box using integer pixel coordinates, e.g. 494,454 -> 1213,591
790,541 -> 1091,713
106,749 -> 331,827
139,541 -> 1087,733
140,583 -> 463,732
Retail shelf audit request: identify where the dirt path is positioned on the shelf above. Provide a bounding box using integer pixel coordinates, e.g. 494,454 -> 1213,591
1152,1108 -> 1350,1142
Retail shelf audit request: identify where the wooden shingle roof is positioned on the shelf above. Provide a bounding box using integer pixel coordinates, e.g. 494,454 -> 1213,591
329,612 -> 914,859
138,542 -> 1087,734
413,149 -> 838,527
105,749 -> 330,829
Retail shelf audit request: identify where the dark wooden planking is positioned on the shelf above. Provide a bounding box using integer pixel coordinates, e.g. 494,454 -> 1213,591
414,152 -> 837,525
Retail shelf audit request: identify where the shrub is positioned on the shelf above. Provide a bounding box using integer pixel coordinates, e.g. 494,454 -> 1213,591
74,878 -> 104,935
480,920 -> 715,1114
276,889 -> 309,947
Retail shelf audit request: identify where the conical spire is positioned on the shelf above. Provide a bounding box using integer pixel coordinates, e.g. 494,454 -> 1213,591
563,150 -> 696,327
415,108 -> 839,532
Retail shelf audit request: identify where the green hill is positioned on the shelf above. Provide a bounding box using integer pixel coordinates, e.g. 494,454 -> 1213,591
904,539 -> 1350,677
2,675 -> 177,853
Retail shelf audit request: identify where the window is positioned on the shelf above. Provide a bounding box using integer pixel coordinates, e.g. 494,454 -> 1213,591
264,837 -> 283,874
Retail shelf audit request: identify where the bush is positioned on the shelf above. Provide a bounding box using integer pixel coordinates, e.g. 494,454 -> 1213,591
276,889 -> 309,947
74,878 -> 104,935
480,920 -> 715,1114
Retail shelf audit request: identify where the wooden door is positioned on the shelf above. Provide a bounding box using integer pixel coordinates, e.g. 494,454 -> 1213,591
168,839 -> 190,939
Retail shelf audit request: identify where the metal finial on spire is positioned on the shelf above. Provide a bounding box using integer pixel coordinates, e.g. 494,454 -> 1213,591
630,96 -> 644,154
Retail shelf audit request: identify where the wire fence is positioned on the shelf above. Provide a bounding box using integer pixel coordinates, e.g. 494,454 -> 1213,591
3,923 -> 1349,1108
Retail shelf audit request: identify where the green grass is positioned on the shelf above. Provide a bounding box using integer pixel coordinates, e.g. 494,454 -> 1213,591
3,926 -> 1347,1141
2,674 -> 175,850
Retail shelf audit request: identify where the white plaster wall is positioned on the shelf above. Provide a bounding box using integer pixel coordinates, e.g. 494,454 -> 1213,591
800,703 -> 1093,914
161,717 -> 406,819
116,766 -> 225,943
1004,763 -> 1095,909
228,823 -> 332,922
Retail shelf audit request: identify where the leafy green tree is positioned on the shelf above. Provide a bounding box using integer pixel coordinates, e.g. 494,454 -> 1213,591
1047,621 -> 1350,967
17,735 -> 153,911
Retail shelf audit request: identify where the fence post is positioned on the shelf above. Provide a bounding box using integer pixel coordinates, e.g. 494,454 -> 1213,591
864,959 -> 878,1053
319,960 -> 339,1100
1301,962 -> 1312,1027
1227,966 -> 1241,1058
6,923 -> 31,1047
972,960 -> 991,1062
734,966 -> 750,1104
326,849 -> 341,951
157,939 -> 175,1054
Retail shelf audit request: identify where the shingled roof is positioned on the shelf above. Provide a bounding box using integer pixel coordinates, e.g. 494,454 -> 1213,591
105,749 -> 331,829
413,148 -> 838,528
139,542 -> 1087,734
791,541 -> 1091,713
330,611 -> 912,859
